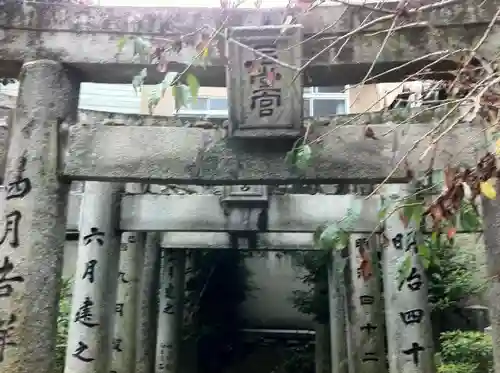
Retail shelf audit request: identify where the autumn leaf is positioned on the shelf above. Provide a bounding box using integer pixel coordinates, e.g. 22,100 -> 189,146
444,166 -> 456,190
359,259 -> 373,280
447,227 -> 457,240
267,70 -> 275,86
398,210 -> 409,228
480,179 -> 497,200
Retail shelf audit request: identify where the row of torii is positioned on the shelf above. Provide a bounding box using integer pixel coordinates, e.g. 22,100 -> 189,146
0,61 -> 443,373
0,180 -> 433,373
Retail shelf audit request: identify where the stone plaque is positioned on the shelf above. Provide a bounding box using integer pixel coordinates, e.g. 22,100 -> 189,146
226,25 -> 303,138
222,185 -> 268,204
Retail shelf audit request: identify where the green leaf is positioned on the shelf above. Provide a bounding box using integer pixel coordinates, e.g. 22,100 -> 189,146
431,231 -> 439,246
378,207 -> 388,220
186,73 -> 200,103
337,230 -> 350,249
319,223 -> 340,251
344,199 -> 362,226
285,149 -> 296,166
411,203 -> 424,225
172,84 -> 186,111
131,68 -> 148,95
402,200 -> 420,226
313,224 -> 327,249
116,36 -> 127,53
431,272 -> 442,282
295,144 -> 312,170
418,243 -> 431,269
459,202 -> 481,232
397,254 -> 412,289
133,37 -> 151,63
148,92 -> 161,114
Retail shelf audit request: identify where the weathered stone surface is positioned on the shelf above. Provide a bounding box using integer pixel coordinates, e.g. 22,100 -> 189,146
120,194 -> 381,232
160,232 -> 317,250
0,0 -> 499,85
155,248 -> 185,373
63,106 -> 484,184
64,181 -> 122,373
136,232 -> 162,373
0,60 -> 79,373
348,234 -> 387,373
328,251 -> 349,373
111,230 -> 145,373
382,184 -> 435,373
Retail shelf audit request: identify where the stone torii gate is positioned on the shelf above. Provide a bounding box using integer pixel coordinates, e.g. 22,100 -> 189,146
0,2 -> 497,373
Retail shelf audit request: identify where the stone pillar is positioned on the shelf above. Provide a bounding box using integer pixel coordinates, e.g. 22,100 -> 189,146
111,184 -> 146,373
64,181 -> 122,373
328,252 -> 349,373
482,181 -> 500,373
314,322 -> 331,373
382,184 -> 435,373
348,234 -> 387,373
156,248 -> 186,373
183,249 -> 196,326
136,232 -> 162,373
313,275 -> 330,373
182,250 -> 198,373
0,60 -> 79,373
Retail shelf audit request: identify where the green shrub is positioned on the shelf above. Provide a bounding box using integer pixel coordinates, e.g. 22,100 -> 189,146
438,363 -> 481,373
439,331 -> 493,373
55,277 -> 73,373
427,236 -> 485,313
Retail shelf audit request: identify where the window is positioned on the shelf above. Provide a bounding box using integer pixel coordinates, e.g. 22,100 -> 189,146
303,85 -> 349,117
304,86 -> 345,94
315,86 -> 345,94
177,95 -> 228,117
312,99 -> 346,116
176,86 -> 348,117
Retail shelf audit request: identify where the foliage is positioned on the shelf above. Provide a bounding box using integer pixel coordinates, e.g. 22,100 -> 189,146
438,363 -> 484,373
290,201 -> 361,323
183,249 -> 253,373
438,331 -> 493,373
273,342 -> 315,373
55,277 -> 73,373
122,27 -> 207,114
385,188 -> 482,283
426,235 -> 486,313
290,250 -> 331,324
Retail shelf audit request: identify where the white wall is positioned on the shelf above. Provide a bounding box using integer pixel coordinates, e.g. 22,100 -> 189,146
60,242 -> 314,329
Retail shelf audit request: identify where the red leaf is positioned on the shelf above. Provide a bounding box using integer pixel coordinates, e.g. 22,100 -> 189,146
447,227 -> 457,240
444,166 -> 456,190
359,259 -> 373,281
267,70 -> 275,86
399,210 -> 409,228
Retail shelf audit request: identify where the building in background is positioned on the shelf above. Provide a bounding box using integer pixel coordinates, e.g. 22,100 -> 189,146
140,79 -> 392,117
